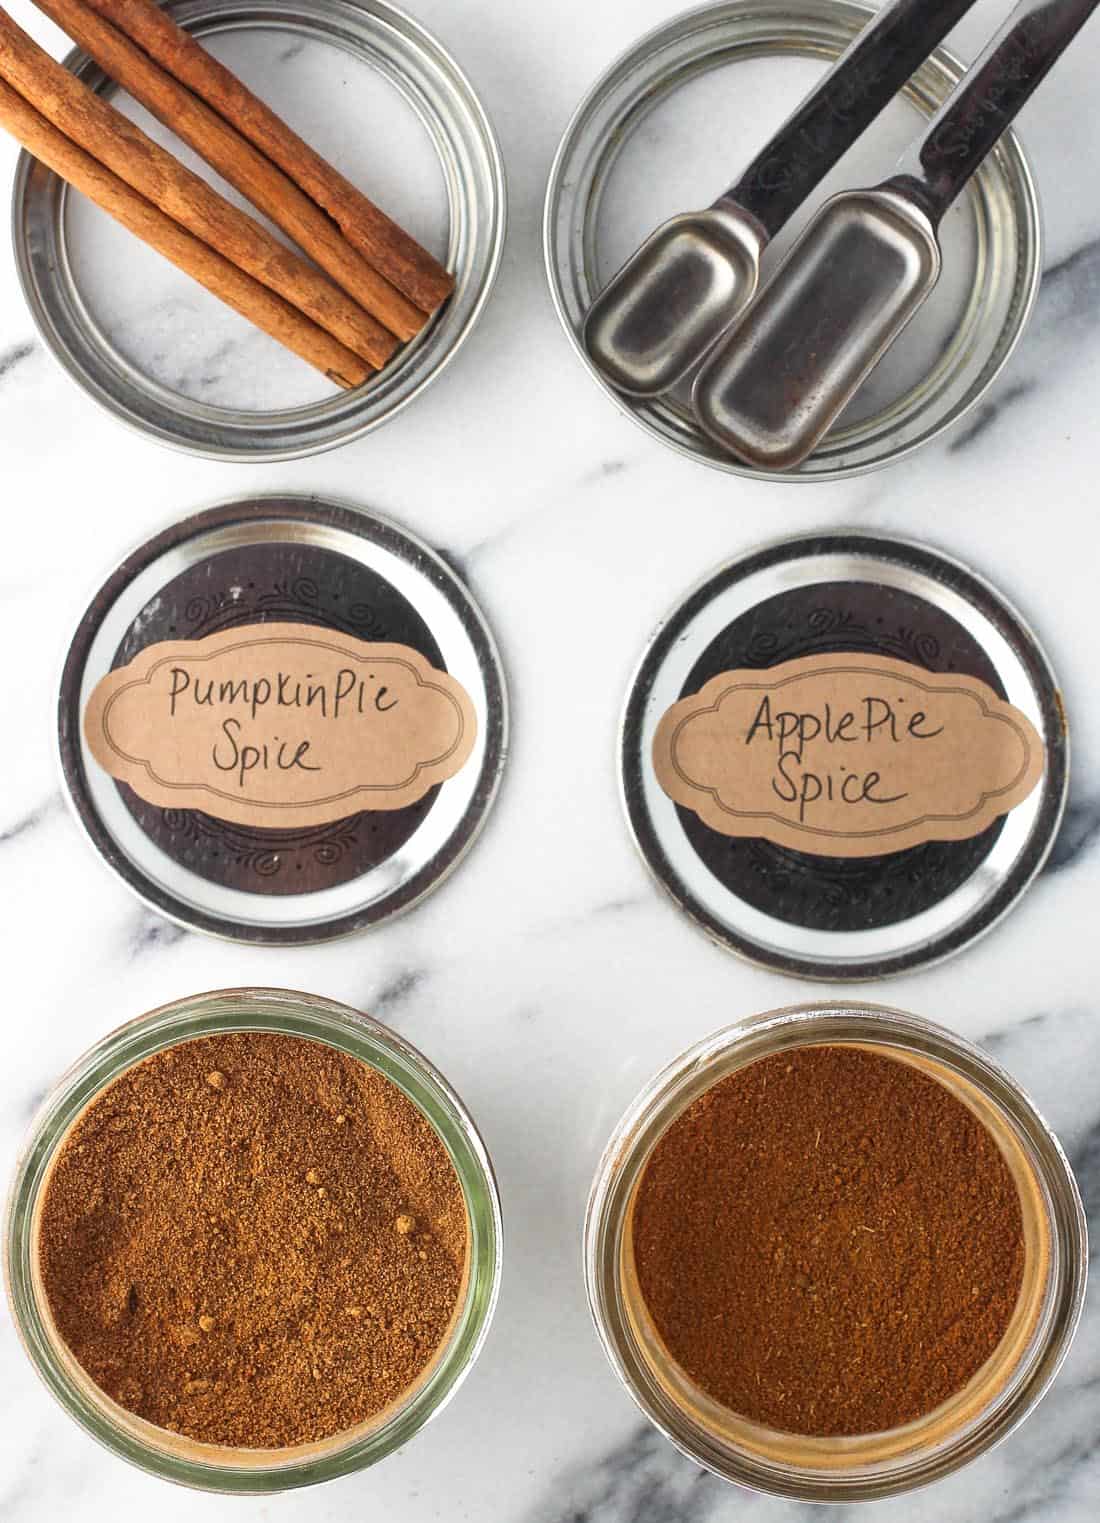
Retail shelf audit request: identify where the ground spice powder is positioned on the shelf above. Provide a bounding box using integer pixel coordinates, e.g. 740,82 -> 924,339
37,1032 -> 468,1448
631,1045 -> 1026,1437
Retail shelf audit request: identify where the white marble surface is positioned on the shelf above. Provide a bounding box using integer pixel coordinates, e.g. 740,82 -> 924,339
1,0 -> 1099,1518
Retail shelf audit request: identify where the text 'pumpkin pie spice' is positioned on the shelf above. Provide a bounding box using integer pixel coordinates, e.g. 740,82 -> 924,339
630,1045 -> 1026,1437
36,1032 -> 468,1448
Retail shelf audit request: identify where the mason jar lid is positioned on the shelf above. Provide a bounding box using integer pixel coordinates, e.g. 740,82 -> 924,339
58,496 -> 508,944
621,533 -> 1068,980
11,0 -> 505,461
544,0 -> 1041,480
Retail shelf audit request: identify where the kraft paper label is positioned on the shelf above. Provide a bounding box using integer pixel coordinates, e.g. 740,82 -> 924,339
653,653 -> 1044,857
84,623 -> 477,828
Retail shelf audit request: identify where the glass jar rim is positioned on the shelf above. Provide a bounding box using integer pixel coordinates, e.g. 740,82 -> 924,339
584,1002 -> 1087,1501
4,987 -> 503,1493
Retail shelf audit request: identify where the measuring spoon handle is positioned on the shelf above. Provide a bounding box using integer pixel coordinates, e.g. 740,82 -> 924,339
730,0 -> 979,235
895,0 -> 1100,220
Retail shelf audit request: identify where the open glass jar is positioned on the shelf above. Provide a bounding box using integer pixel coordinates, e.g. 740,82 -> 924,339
4,988 -> 502,1493
585,1003 -> 1086,1501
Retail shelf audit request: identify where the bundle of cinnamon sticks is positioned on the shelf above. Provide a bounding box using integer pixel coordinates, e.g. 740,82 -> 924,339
0,0 -> 454,387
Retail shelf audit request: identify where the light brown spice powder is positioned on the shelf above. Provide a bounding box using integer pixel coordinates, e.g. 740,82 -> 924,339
37,1032 -> 468,1448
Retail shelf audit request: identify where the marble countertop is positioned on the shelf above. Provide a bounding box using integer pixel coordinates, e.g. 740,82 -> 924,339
1,0 -> 1098,1518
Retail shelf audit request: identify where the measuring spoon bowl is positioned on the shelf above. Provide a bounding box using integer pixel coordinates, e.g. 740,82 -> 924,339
583,205 -> 764,396
693,188 -> 941,469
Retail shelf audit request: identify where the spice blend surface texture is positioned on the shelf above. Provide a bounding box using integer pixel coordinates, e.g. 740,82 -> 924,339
37,1032 -> 468,1448
631,1045 -> 1026,1436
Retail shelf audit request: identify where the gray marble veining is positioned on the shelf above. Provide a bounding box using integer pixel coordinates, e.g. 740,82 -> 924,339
0,0 -> 1098,1519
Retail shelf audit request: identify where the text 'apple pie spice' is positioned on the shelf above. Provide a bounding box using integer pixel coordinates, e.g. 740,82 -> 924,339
631,1046 -> 1026,1437
37,1033 -> 468,1448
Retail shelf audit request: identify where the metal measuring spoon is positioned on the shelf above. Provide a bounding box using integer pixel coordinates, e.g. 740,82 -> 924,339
581,0 -> 980,397
694,0 -> 1100,471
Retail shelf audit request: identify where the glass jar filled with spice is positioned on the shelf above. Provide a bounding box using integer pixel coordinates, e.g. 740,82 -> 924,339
5,988 -> 502,1492
585,1003 -> 1086,1501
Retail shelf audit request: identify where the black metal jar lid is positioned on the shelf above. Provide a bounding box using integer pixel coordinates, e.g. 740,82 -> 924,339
59,496 -> 508,944
621,534 -> 1068,981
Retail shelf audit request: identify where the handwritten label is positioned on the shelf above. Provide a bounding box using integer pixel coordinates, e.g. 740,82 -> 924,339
84,623 -> 477,828
652,654 -> 1044,857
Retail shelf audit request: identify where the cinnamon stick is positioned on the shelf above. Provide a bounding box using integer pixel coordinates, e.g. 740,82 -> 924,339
83,0 -> 454,315
32,0 -> 426,343
0,76 -> 370,388
0,8 -> 395,370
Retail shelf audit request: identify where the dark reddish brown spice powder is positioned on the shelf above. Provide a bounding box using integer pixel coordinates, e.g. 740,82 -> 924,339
37,1032 -> 467,1448
631,1045 -> 1026,1437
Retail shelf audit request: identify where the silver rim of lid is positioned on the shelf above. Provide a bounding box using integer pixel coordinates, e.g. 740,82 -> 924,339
58,495 -> 508,944
620,532 -> 1068,980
